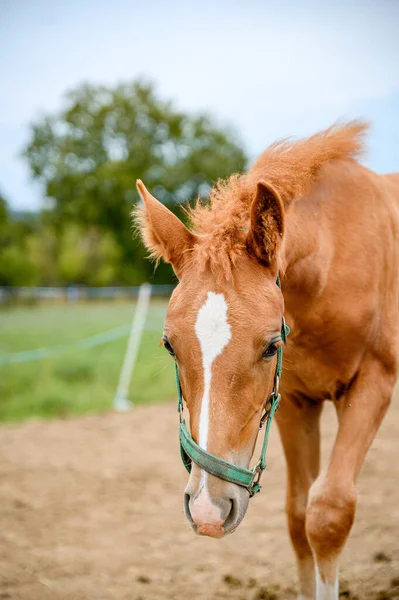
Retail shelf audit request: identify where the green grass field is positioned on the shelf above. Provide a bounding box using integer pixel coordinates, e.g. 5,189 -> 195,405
0,300 -> 175,423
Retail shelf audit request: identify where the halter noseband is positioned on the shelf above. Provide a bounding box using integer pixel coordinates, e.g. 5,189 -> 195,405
174,276 -> 289,498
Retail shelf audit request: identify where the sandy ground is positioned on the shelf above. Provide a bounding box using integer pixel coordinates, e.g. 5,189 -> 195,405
0,397 -> 398,600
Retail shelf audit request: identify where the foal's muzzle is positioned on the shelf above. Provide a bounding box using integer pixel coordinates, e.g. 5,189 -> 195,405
183,469 -> 250,538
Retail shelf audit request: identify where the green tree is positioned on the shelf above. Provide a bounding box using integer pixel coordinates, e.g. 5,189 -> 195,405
58,224 -> 120,285
0,194 -> 7,232
0,193 -> 38,286
23,81 -> 247,284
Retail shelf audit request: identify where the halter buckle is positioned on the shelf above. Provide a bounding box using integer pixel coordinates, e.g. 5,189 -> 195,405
259,376 -> 281,430
259,403 -> 271,430
248,461 -> 264,496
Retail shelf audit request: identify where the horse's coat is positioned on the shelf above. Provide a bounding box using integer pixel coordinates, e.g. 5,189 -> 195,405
134,122 -> 399,599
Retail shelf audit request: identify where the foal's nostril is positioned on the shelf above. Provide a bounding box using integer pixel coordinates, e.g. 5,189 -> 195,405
223,498 -> 238,532
184,492 -> 194,526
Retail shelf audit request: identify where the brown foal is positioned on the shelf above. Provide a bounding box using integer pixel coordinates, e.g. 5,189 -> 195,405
135,122 -> 399,599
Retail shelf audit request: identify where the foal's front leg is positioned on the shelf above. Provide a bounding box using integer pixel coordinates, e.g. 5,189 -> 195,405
276,396 -> 322,600
305,359 -> 395,599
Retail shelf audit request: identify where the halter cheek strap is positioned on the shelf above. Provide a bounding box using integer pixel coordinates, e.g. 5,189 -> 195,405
175,276 -> 289,498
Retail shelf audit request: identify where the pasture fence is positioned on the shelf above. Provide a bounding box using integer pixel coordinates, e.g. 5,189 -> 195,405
0,284 -> 171,411
113,283 -> 152,411
0,284 -> 174,303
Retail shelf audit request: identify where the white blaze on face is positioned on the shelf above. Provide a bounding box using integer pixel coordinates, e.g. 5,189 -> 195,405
194,292 -> 232,451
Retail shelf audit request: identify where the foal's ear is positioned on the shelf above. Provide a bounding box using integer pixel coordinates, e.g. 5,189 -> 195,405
246,181 -> 285,268
134,180 -> 197,278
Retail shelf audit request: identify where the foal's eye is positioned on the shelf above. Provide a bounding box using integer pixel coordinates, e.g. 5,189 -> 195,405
262,338 -> 281,360
162,335 -> 175,357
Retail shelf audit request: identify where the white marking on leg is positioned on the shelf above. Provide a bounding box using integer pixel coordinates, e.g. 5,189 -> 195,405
195,292 -> 231,492
315,564 -> 338,600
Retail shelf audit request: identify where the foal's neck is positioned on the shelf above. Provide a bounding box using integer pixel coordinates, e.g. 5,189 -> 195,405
282,195 -> 331,304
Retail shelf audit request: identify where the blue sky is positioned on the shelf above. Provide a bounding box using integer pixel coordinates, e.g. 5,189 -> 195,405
1,0 -> 398,210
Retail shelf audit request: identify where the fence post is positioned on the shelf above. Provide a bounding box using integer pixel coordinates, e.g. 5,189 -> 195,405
113,282 -> 152,411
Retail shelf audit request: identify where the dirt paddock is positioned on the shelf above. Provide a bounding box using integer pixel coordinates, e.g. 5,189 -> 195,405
0,396 -> 398,600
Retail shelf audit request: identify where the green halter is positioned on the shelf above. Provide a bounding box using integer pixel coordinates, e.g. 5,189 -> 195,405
175,276 -> 289,497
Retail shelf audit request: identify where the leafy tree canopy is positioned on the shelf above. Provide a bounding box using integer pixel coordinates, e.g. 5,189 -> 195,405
24,81 -> 247,284
0,193 -> 39,286
0,194 -> 7,230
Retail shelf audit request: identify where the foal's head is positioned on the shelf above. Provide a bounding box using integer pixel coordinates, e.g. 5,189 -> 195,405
135,179 -> 285,538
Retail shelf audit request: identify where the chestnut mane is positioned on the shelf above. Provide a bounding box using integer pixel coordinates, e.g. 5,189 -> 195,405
184,121 -> 367,276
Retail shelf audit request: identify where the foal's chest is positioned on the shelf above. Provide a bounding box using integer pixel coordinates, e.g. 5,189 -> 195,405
280,335 -> 359,403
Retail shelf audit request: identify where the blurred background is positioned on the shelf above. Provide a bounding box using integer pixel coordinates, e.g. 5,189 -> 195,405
1,0 -> 398,422
0,2 -> 399,598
